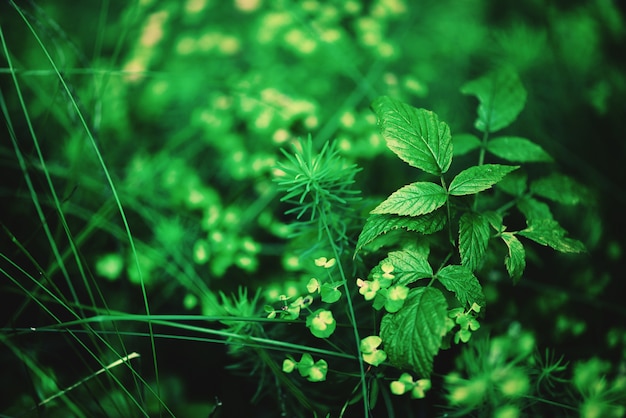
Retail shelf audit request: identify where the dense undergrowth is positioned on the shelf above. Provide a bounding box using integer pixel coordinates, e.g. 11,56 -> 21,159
1,1 -> 626,417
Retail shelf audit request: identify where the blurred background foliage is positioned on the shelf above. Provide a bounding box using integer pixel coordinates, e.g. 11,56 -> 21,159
1,0 -> 625,416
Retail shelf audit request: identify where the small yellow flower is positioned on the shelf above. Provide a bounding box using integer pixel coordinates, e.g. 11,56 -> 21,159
357,278 -> 380,300
315,257 -> 336,268
381,261 -> 395,279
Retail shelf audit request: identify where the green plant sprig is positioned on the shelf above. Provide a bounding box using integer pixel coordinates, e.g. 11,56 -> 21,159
274,137 -> 371,415
355,68 -> 588,387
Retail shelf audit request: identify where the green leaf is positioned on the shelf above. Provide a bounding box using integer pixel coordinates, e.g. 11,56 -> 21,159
387,248 -> 433,286
448,164 -> 519,196
483,211 -> 504,233
487,136 -> 553,162
459,213 -> 490,271
384,285 -> 410,313
453,133 -> 482,156
360,336 -> 383,354
363,350 -> 387,367
372,96 -> 453,175
371,182 -> 447,216
306,278 -> 320,293
372,291 -> 387,311
282,357 -> 296,373
517,196 -> 553,222
320,283 -> 341,303
436,265 -> 486,308
297,353 -> 315,377
306,309 -> 337,338
380,287 -> 448,376
296,354 -> 328,382
307,359 -> 328,382
501,232 -> 526,282
355,212 -> 446,254
530,173 -> 590,205
497,170 -> 527,196
519,219 -> 586,253
461,69 -> 527,133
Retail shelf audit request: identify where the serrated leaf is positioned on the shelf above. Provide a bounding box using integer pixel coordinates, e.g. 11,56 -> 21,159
519,219 -> 586,253
517,196 -> 553,222
501,232 -> 526,282
459,213 -> 490,271
453,133 -> 482,156
355,212 -> 446,254
436,265 -> 486,308
487,136 -> 553,163
530,173 -> 590,205
372,96 -> 453,175
386,248 -> 433,286
461,69 -> 527,133
371,182 -> 447,216
497,170 -> 528,196
484,211 -> 504,233
380,287 -> 448,376
448,164 -> 519,196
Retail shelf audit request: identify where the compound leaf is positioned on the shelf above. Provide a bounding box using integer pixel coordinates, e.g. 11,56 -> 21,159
356,212 -> 446,254
519,219 -> 586,253
459,212 -> 490,271
530,173 -> 590,205
449,164 -> 519,196
487,136 -> 553,163
372,96 -> 453,175
371,182 -> 447,216
501,232 -> 526,282
461,69 -> 527,133
387,248 -> 433,286
436,265 -> 486,308
380,287 -> 448,377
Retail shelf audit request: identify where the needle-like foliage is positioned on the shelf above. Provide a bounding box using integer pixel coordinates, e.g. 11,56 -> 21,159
274,136 -> 362,245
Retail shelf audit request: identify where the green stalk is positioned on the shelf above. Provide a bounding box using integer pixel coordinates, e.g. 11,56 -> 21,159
0,261 -> 162,416
0,26 -> 81,312
474,128 -> 491,211
319,210 -> 370,417
478,128 -> 490,167
28,317 -> 358,361
8,1 -> 161,407
440,174 -> 454,247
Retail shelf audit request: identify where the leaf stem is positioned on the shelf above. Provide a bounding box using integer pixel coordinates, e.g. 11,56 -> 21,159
478,129 -> 490,167
440,175 -> 454,247
473,129 -> 491,211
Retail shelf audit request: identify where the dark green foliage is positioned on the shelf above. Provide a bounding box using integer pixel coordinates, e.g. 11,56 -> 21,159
357,69 -> 588,384
380,287 -> 448,376
2,1 -> 623,417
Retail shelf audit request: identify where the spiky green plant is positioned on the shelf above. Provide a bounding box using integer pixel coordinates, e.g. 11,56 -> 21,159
274,135 -> 362,248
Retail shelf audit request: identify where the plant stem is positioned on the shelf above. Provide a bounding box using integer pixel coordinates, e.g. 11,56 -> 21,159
320,211 -> 370,417
474,129 -> 491,211
478,128 -> 490,167
441,175 -> 454,247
